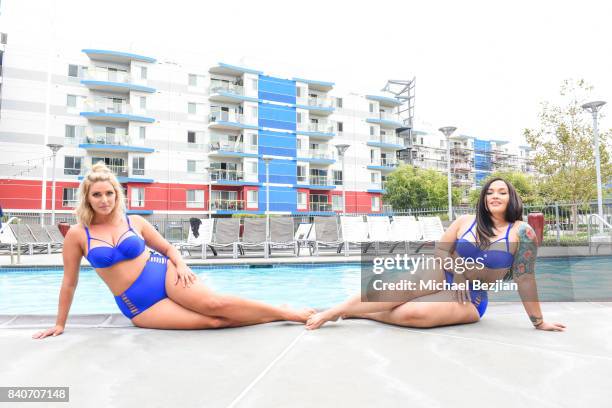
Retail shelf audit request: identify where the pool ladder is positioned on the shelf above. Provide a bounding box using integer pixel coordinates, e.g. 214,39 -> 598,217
587,214 -> 612,255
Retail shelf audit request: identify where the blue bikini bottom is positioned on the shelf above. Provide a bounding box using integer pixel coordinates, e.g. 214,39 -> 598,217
444,271 -> 488,318
114,252 -> 168,319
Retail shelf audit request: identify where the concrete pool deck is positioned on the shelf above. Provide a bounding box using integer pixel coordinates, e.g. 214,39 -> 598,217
1,302 -> 612,407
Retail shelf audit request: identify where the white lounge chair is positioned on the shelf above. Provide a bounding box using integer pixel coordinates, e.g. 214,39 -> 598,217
339,216 -> 369,256
388,215 -> 422,253
365,215 -> 391,254
177,218 -> 215,259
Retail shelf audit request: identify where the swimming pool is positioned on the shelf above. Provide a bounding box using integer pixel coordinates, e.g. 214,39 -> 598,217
1,257 -> 610,314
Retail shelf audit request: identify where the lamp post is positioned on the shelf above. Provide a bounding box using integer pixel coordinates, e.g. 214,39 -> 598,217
204,166 -> 213,218
438,127 -> 457,221
262,156 -> 273,241
46,143 -> 63,226
335,144 -> 350,214
581,101 -> 607,233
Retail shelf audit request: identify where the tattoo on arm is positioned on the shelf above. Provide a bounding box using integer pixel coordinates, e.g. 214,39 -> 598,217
529,315 -> 543,327
511,223 -> 538,280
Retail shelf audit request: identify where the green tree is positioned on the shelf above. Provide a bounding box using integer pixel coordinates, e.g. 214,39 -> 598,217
383,165 -> 461,210
523,79 -> 612,232
467,171 -> 539,206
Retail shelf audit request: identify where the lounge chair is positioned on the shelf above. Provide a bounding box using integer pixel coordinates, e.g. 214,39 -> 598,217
365,215 -> 391,254
0,223 -> 19,254
240,218 -> 268,258
388,216 -> 422,253
268,217 -> 297,256
312,216 -> 343,256
210,218 -> 241,258
339,216 -> 370,256
9,224 -> 49,255
44,225 -> 66,244
177,218 -> 216,259
28,224 -> 62,253
414,216 -> 445,253
294,223 -> 313,256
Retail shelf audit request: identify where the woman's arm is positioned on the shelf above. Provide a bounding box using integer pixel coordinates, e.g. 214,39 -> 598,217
33,226 -> 82,339
134,215 -> 196,287
435,215 -> 472,303
512,223 -> 565,331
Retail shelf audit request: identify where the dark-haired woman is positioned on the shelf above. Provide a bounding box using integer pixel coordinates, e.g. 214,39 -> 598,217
306,178 -> 566,332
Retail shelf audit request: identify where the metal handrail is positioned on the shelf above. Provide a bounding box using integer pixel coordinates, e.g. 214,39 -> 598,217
587,213 -> 612,254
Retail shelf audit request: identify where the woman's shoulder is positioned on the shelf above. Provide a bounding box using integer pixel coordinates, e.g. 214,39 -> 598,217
509,220 -> 537,242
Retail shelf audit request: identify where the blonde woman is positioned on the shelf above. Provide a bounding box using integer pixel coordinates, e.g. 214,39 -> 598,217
33,162 -> 314,339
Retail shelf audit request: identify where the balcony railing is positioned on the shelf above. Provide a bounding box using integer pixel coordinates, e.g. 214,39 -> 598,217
210,80 -> 244,95
307,97 -> 333,108
309,175 -> 331,186
209,111 -> 247,124
210,140 -> 245,152
371,158 -> 399,167
83,68 -> 131,83
82,164 -> 128,177
309,202 -> 332,212
82,131 -> 131,146
452,163 -> 472,172
211,199 -> 245,211
210,169 -> 244,182
305,150 -> 334,160
379,111 -> 399,121
83,98 -> 132,115
297,175 -> 308,183
452,178 -> 473,186
378,135 -> 403,146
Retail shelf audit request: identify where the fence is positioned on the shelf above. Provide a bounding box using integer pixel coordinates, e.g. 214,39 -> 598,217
3,200 -> 611,246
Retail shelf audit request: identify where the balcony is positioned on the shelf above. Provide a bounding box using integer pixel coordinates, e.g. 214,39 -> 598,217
209,169 -> 259,186
82,49 -> 156,64
452,162 -> 472,173
80,98 -> 155,123
297,150 -> 335,165
77,164 -> 153,183
367,181 -> 387,193
367,135 -> 404,150
208,110 -> 258,131
81,68 -> 155,93
452,178 -> 473,187
296,121 -> 335,139
366,111 -> 403,128
451,147 -> 471,156
211,199 -> 245,211
296,96 -> 334,115
209,138 -> 258,158
366,95 -> 402,107
209,80 -> 257,103
367,158 -> 399,172
309,202 -> 332,212
77,131 -> 154,153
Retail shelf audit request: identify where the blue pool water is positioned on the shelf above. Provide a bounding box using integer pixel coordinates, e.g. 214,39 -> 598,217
1,257 -> 610,314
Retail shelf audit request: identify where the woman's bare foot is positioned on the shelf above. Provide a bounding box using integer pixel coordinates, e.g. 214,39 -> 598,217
281,305 -> 317,323
305,309 -> 341,330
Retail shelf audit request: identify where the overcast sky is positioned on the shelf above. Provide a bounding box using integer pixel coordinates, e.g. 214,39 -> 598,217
2,0 -> 611,143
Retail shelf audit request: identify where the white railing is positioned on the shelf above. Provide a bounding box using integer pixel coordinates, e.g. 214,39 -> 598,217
83,130 -> 131,146
379,111 -> 398,121
308,122 -> 335,133
210,80 -> 244,95
0,217 -> 22,264
83,68 -> 131,83
307,150 -> 334,160
212,199 -> 245,210
83,97 -> 132,115
308,96 -> 333,108
370,158 -> 398,167
587,213 -> 612,254
309,202 -> 332,212
379,135 -> 403,146
309,175 -> 331,186
209,111 -> 247,124
210,169 -> 244,181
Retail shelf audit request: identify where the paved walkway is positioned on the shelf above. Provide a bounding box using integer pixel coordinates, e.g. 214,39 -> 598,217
1,302 -> 611,407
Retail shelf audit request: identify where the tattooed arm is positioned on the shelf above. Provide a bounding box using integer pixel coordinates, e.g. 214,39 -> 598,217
512,222 -> 566,331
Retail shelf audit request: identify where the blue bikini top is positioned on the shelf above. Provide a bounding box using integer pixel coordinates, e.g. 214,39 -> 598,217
85,215 -> 146,268
455,218 -> 514,269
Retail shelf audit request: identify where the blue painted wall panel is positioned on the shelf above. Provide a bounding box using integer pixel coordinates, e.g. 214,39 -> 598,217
258,130 -> 296,157
258,159 -> 296,185
259,186 -> 297,212
258,75 -> 296,104
258,103 -> 296,131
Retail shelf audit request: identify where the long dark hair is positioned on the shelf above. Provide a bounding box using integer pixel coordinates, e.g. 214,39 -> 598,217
475,177 -> 523,248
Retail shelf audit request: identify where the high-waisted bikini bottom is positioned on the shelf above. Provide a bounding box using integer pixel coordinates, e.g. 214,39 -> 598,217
114,252 -> 168,319
444,271 -> 488,318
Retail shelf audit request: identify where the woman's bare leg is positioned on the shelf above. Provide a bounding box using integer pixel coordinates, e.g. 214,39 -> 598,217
165,263 -> 315,324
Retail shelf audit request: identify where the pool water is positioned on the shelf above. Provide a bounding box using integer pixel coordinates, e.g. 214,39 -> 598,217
1,257 -> 610,314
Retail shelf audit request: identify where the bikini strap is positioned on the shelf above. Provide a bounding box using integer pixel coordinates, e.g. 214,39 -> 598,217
126,214 -> 132,230
504,222 -> 514,251
84,226 -> 92,251
460,218 -> 478,239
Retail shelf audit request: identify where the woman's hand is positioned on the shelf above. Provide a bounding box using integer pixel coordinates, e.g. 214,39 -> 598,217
32,325 -> 64,340
535,321 -> 566,331
175,263 -> 197,288
453,273 -> 472,304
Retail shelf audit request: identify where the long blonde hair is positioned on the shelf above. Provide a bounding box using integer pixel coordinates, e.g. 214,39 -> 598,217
75,161 -> 126,226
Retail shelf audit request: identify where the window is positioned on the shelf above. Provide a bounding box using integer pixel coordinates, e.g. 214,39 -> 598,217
132,157 -> 145,176
296,138 -> 302,151
297,192 -> 307,210
371,172 -> 379,183
370,149 -> 375,163
296,87 -> 302,98
131,187 -> 145,208
369,102 -> 375,113
371,196 -> 380,211
66,94 -> 77,107
65,125 -> 75,139
140,66 -> 147,79
247,190 -> 258,207
332,195 -> 344,211
251,79 -> 258,90
62,188 -> 78,207
139,126 -> 146,140
421,137 -> 424,145
187,131 -> 196,144
186,190 -> 205,208
139,96 -> 146,109
188,74 -> 197,86
297,165 -> 307,182
249,161 -> 258,174
337,121 -> 343,132
250,106 -> 258,118
188,102 -> 197,115
370,126 -> 375,137
249,133 -> 257,147
187,160 -> 196,173
64,156 -> 82,175
336,97 -> 343,108
68,64 -> 78,77
296,112 -> 302,123
333,170 -> 343,185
